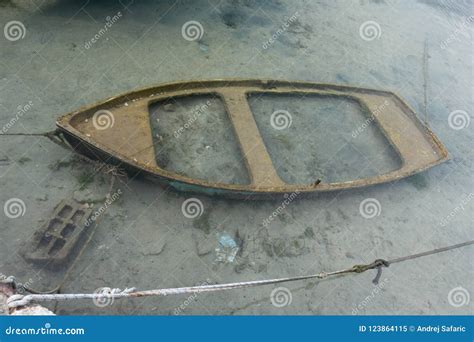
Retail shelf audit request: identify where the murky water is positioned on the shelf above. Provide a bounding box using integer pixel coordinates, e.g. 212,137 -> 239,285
149,92 -> 401,185
150,95 -> 250,184
249,93 -> 401,183
0,0 -> 472,315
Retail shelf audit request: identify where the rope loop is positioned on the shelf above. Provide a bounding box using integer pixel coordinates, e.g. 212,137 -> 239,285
352,259 -> 390,273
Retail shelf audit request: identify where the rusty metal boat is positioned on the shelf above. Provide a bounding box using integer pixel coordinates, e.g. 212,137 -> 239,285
56,79 -> 448,199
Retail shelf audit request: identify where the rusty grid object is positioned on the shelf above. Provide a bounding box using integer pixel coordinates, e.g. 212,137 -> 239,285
22,200 -> 93,266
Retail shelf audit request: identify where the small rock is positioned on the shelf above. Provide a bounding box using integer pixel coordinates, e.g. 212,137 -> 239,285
141,239 -> 166,256
195,238 -> 213,256
199,42 -> 209,52
36,194 -> 48,202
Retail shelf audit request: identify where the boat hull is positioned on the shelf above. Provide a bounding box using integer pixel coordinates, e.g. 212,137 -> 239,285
57,79 -> 449,199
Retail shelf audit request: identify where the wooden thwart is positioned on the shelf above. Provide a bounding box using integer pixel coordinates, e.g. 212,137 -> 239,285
56,79 -> 449,199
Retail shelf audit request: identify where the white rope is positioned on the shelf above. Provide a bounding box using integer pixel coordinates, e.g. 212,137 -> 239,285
6,272 -> 331,309
7,287 -> 137,308
6,239 -> 474,309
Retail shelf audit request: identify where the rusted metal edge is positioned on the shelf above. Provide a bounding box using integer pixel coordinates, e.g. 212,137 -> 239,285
56,79 -> 449,199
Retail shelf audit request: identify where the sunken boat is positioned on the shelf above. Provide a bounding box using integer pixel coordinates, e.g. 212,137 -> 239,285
56,79 -> 448,199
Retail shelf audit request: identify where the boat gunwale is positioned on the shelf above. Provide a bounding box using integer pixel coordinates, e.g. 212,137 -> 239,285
56,79 -> 449,197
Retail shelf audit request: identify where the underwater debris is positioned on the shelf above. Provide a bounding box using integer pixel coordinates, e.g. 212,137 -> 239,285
215,232 -> 240,263
21,199 -> 93,268
6,240 -> 473,311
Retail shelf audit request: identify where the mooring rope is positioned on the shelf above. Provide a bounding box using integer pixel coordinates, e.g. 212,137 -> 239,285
2,132 -> 472,310
1,130 -> 125,299
6,240 -> 473,309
